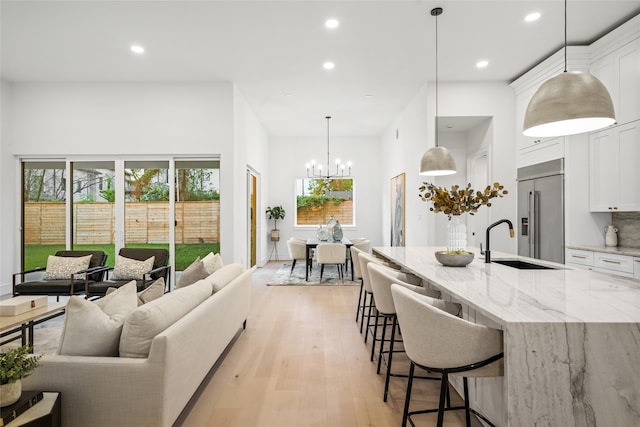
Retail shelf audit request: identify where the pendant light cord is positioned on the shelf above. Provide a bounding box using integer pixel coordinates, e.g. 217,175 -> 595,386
326,116 -> 331,178
563,0 -> 567,73
431,8 -> 442,147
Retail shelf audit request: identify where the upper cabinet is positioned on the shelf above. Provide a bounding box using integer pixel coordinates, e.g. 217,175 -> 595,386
589,120 -> 640,212
590,38 -> 640,126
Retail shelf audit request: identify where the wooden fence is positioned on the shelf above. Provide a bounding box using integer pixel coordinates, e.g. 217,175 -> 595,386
296,200 -> 353,225
24,201 -> 220,245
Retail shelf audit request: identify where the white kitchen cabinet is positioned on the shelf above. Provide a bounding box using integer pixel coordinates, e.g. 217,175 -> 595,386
594,252 -> 635,278
565,248 -> 594,269
590,38 -> 640,126
589,120 -> 640,212
635,257 -> 640,280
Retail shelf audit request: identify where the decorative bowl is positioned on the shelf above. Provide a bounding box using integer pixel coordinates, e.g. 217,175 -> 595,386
434,250 -> 475,267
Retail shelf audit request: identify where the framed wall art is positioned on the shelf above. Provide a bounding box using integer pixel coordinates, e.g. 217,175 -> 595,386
390,172 -> 405,247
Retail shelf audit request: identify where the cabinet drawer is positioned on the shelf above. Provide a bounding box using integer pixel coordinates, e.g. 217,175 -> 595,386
594,252 -> 634,274
635,257 -> 640,280
565,249 -> 594,267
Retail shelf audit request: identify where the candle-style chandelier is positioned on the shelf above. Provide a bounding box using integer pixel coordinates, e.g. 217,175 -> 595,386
306,116 -> 352,179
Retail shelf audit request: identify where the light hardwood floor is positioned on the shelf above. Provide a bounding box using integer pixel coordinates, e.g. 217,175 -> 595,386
176,262 -> 475,427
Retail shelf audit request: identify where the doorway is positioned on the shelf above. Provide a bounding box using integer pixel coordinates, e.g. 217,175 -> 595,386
247,169 -> 258,268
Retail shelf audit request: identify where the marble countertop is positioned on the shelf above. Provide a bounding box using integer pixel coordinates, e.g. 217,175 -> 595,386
566,244 -> 640,257
373,246 -> 640,327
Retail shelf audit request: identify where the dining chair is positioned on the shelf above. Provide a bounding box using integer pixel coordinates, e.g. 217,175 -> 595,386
286,238 -> 307,276
316,243 -> 347,283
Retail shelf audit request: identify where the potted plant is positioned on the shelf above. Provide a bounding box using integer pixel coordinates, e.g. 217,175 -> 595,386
266,205 -> 286,241
0,346 -> 41,407
418,182 -> 508,265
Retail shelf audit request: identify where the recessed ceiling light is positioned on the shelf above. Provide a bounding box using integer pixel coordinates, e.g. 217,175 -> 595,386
325,19 -> 339,29
284,93 -> 293,97
525,12 -> 541,22
476,60 -> 489,68
130,45 -> 145,54
323,61 -> 335,70
364,94 -> 374,99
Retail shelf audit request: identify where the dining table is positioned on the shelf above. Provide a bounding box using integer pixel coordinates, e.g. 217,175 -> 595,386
305,237 -> 353,281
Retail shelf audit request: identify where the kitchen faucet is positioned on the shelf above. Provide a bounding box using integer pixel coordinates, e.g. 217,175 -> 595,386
485,219 -> 515,263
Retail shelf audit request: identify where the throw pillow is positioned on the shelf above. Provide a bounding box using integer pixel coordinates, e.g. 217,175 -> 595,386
42,254 -> 92,280
201,252 -> 224,275
207,263 -> 244,293
111,255 -> 155,280
175,257 -> 209,288
119,280 -> 211,358
57,281 -> 138,356
106,277 -> 165,306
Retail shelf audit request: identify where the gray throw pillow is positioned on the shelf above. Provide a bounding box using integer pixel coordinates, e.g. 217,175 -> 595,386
176,257 -> 210,288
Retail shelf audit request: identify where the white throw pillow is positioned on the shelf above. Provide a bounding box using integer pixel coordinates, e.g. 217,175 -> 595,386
207,263 -> 244,293
57,281 -> 138,356
42,255 -> 92,280
111,255 -> 155,280
119,280 -> 211,358
175,257 -> 209,288
201,252 -> 224,275
106,277 -> 165,306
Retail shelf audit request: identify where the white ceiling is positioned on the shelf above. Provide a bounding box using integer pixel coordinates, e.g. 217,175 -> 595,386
2,1 -> 639,137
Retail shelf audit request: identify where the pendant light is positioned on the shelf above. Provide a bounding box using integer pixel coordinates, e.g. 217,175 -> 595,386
306,116 -> 352,179
420,7 -> 456,176
523,0 -> 615,137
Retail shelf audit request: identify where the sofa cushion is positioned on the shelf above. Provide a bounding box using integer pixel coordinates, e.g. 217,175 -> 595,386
58,281 -> 138,356
106,277 -> 165,305
111,255 -> 155,280
119,280 -> 211,358
175,257 -> 209,289
201,252 -> 224,275
42,254 -> 92,280
208,263 -> 244,293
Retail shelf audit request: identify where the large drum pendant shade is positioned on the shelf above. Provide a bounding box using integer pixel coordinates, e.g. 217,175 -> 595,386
419,146 -> 456,176
523,71 -> 616,137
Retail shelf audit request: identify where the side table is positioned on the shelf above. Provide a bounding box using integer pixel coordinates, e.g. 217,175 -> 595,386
5,392 -> 60,427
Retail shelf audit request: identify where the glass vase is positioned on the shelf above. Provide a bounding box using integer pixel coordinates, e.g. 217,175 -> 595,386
326,215 -> 337,241
447,215 -> 467,252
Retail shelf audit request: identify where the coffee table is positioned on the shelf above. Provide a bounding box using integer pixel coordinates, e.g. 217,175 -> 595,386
0,299 -> 66,350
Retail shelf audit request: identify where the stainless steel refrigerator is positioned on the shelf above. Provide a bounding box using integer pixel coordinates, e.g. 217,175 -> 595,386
517,159 -> 564,264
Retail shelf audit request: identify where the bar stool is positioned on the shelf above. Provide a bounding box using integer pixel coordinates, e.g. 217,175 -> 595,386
391,284 -> 504,427
357,252 -> 399,342
367,262 -> 441,402
350,245 -> 370,324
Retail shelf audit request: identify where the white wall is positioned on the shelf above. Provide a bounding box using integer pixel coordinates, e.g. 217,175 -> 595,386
233,85 -> 270,266
1,81 -> 268,292
268,135 -> 383,259
381,81 -> 517,253
0,80 -> 15,295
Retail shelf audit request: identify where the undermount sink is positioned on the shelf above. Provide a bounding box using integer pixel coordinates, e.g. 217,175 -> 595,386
491,259 -> 558,270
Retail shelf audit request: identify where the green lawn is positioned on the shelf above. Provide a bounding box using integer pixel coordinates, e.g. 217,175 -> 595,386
24,243 -> 220,272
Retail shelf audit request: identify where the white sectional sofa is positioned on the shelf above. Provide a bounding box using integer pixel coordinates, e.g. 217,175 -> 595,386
23,263 -> 252,427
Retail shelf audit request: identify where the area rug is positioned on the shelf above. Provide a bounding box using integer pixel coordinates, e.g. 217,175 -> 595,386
0,315 -> 63,356
267,262 -> 359,286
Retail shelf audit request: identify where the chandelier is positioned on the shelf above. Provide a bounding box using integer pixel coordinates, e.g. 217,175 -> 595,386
306,116 -> 352,179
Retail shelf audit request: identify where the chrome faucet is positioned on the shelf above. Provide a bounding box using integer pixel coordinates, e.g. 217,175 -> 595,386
485,219 -> 515,263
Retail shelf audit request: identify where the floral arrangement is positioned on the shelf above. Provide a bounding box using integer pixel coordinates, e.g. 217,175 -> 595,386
418,182 -> 508,220
0,346 -> 41,385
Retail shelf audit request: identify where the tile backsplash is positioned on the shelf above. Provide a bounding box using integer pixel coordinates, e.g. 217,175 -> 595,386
612,212 -> 640,248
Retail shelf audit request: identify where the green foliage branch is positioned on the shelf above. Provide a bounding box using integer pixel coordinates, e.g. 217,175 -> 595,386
418,182 -> 508,220
266,205 -> 286,229
0,346 -> 42,385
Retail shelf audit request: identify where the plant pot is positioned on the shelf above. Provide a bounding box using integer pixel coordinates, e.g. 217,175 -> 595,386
0,379 -> 22,407
270,229 -> 280,242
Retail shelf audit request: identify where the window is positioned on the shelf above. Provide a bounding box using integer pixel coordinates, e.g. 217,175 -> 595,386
295,178 -> 354,227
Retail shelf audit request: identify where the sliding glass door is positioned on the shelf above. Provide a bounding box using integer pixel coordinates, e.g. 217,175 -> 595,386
70,161 -> 116,265
20,158 -> 221,278
22,161 -> 67,271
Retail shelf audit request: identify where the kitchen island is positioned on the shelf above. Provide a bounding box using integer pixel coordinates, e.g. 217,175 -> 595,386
374,246 -> 640,427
